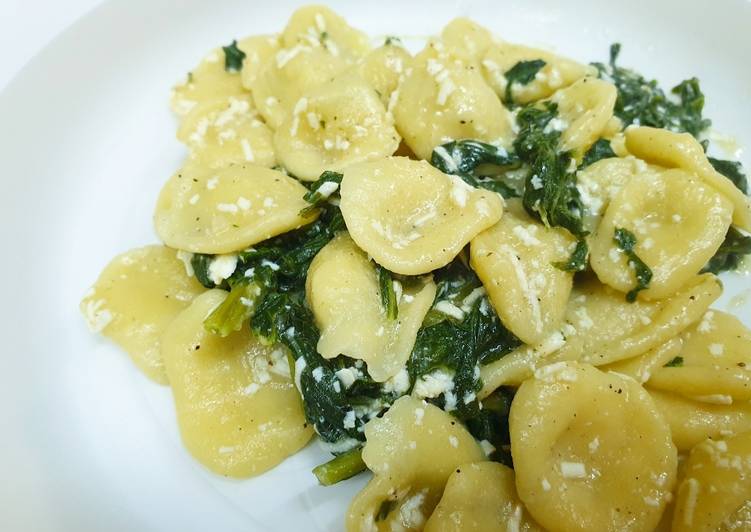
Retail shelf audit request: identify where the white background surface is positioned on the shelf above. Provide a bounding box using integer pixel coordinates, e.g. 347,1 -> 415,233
0,0 -> 749,531
0,0 -> 104,91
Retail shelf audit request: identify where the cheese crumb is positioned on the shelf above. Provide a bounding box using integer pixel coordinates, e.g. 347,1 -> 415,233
560,461 -> 587,479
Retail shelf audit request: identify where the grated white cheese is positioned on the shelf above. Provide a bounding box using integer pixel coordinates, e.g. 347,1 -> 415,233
448,435 -> 459,448
399,490 -> 428,529
342,410 -> 356,429
560,461 -> 587,479
683,478 -> 700,526
709,343 -> 724,357
208,254 -> 238,286
434,300 -> 465,320
414,407 -> 425,425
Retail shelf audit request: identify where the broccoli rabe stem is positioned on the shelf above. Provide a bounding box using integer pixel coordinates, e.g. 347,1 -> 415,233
312,447 -> 366,486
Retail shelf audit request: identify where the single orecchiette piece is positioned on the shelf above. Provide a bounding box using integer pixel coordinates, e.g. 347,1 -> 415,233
306,233 -> 436,381
577,156 -> 662,233
647,310 -> 751,403
161,290 -> 313,477
170,48 -> 246,119
625,126 -> 751,231
481,42 -> 593,104
590,168 -> 732,300
672,432 -> 751,531
551,77 -> 617,153
280,5 -> 370,61
177,96 -> 276,168
273,71 -> 400,181
346,396 -> 485,532
393,41 -> 514,160
340,157 -> 504,275
440,18 -> 494,62
239,35 -> 281,91
154,163 -> 316,254
470,199 -> 576,345
510,362 -> 677,532
80,245 -> 204,383
356,43 -> 413,110
250,46 -> 348,130
424,462 -> 543,532
648,389 -> 751,451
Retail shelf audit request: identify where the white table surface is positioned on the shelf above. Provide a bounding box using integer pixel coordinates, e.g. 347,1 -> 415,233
0,0 -> 104,91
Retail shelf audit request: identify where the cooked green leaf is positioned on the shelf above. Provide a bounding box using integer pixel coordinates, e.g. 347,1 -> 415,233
376,265 -> 398,320
300,171 -> 343,216
708,157 -> 748,194
664,356 -> 684,368
702,227 -> 751,274
222,40 -> 246,72
204,281 -> 263,337
553,239 -> 589,272
613,227 -> 653,302
503,59 -> 546,104
579,138 -> 617,169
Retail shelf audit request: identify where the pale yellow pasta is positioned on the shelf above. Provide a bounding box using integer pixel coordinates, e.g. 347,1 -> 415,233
154,163 -> 316,254
273,71 -> 400,181
305,233 -> 436,381
470,199 -> 576,345
280,5 -> 370,60
480,273 -> 721,396
551,77 -> 617,153
625,126 -> 751,231
649,389 -> 751,451
177,96 -> 276,168
170,48 -> 247,119
424,462 -> 543,532
346,396 -> 485,532
602,337 -> 683,383
250,46 -> 348,129
161,290 -> 313,477
393,41 -> 513,160
648,310 -> 751,402
510,362 -> 677,532
239,35 -> 281,91
356,43 -> 413,109
340,157 -> 504,275
481,41 -> 593,104
672,432 -> 751,531
440,18 -> 494,62
80,245 -> 204,383
590,169 -> 731,300
577,156 -> 663,233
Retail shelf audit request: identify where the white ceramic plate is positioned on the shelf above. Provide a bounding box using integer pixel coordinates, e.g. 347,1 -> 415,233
1,0 -> 749,530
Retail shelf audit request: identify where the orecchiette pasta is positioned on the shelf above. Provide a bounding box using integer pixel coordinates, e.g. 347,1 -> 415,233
306,233 -> 436,381
393,41 -> 514,160
648,389 -> 751,451
346,396 -> 485,532
625,126 -> 751,231
481,41 -> 593,104
510,362 -> 677,532
647,310 -> 751,402
340,157 -> 504,275
470,199 -> 576,345
356,43 -> 413,110
154,163 -> 316,254
551,77 -> 617,153
177,96 -> 276,168
80,245 -> 204,383
273,71 -> 400,181
161,290 -> 313,477
672,432 -> 751,531
590,168 -> 732,300
424,462 -> 543,532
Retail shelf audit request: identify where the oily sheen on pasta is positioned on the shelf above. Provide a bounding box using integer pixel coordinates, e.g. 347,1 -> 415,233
81,5 -> 751,530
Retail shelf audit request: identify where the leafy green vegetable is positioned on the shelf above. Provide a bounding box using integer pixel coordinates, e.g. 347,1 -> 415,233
204,281 -> 263,337
376,265 -> 398,320
579,138 -> 617,169
664,356 -> 684,368
312,446 -> 366,486
613,227 -> 653,302
553,239 -> 589,272
376,499 -> 397,522
503,59 -> 546,104
407,260 -> 520,419
702,227 -> 751,274
384,36 -> 401,46
515,102 -> 588,238
708,157 -> 748,194
463,387 -> 515,466
222,40 -> 246,72
593,43 -> 710,137
430,140 -> 521,198
191,253 -> 223,289
300,171 -> 343,216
